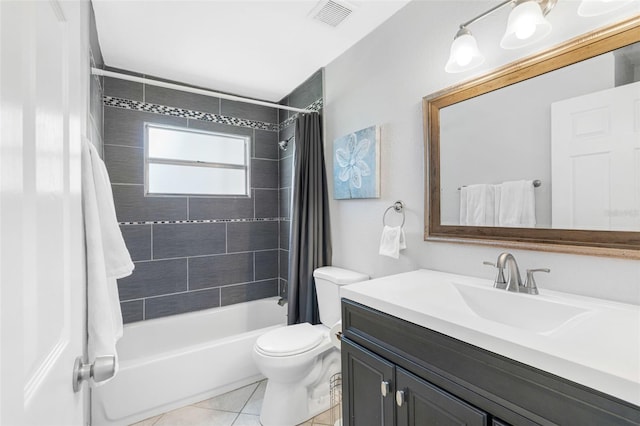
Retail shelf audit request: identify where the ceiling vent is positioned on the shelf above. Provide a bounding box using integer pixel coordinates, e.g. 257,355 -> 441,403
310,0 -> 353,28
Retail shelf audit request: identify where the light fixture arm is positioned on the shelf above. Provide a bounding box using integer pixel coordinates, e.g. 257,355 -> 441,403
456,0 -> 556,33
446,0 -> 558,73
458,0 -> 514,31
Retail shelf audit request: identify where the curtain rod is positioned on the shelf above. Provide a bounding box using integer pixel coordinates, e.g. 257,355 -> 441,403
91,68 -> 314,114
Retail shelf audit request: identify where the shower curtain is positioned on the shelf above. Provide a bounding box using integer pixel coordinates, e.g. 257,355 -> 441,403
288,112 -> 332,325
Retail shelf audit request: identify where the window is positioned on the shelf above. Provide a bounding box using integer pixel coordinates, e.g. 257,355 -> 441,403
144,124 -> 250,197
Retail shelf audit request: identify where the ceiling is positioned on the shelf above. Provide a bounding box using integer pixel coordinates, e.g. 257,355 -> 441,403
92,0 -> 411,102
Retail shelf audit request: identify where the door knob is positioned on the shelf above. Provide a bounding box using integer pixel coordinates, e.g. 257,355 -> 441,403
72,355 -> 116,392
396,390 -> 405,407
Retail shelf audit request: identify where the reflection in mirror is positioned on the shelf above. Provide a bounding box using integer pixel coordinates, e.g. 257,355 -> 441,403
440,41 -> 640,231
423,17 -> 640,256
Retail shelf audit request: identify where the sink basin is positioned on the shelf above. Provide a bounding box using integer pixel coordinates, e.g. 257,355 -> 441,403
452,282 -> 594,335
340,269 -> 640,406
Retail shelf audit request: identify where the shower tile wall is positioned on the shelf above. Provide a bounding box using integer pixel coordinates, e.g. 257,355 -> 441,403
277,69 -> 324,297
102,69 -> 282,322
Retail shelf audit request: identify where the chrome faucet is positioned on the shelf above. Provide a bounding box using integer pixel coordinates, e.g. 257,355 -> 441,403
484,252 -> 549,294
497,252 -> 522,292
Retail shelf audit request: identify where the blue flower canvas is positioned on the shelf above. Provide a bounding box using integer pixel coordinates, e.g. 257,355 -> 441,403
333,125 -> 380,199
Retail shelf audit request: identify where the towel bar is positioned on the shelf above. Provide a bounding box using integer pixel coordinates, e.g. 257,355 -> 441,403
383,201 -> 405,227
457,179 -> 541,190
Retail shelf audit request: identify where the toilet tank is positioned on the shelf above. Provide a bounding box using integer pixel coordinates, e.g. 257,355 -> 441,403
313,266 -> 369,327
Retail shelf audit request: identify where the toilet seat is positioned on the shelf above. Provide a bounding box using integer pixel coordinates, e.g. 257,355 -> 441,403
255,323 -> 325,357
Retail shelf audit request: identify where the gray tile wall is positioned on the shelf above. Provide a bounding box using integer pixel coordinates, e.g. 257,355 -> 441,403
103,69 -> 282,322
277,69 -> 324,298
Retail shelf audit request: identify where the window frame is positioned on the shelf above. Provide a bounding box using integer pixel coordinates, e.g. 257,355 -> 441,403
144,123 -> 251,198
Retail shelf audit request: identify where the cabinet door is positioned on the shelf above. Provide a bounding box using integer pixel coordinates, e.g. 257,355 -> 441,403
396,368 -> 488,426
342,338 -> 396,426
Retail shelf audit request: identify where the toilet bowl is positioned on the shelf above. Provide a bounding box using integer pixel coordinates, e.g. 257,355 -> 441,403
252,267 -> 368,426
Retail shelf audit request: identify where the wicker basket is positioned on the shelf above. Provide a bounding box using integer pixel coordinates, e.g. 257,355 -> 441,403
330,372 -> 343,426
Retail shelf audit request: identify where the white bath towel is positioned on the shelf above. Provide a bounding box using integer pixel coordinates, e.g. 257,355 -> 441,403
496,180 -> 536,227
82,138 -> 134,385
459,184 -> 495,226
379,225 -> 406,259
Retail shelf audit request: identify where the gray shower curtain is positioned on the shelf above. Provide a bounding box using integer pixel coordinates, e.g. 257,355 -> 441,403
287,112 -> 332,325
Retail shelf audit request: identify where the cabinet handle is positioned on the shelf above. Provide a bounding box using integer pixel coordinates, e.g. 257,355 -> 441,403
396,390 -> 405,407
381,380 -> 390,397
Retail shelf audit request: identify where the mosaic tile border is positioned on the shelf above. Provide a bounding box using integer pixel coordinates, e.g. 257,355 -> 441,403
279,98 -> 324,130
119,217 -> 285,226
104,96 -> 279,131
104,96 -> 323,133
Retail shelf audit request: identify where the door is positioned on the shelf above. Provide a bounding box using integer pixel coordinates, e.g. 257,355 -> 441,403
395,368 -> 488,426
1,0 -> 89,424
551,81 -> 640,230
342,338 -> 396,426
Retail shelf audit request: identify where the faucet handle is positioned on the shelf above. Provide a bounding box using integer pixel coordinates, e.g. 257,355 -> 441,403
483,261 -> 507,289
523,268 -> 550,295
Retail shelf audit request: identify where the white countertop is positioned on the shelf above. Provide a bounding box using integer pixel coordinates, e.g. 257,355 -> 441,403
340,269 -> 640,406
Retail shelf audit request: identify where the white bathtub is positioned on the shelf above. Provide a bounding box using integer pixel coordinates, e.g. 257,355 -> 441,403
92,297 -> 287,426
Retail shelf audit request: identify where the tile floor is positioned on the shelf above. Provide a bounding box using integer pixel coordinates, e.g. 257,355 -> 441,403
131,380 -> 336,426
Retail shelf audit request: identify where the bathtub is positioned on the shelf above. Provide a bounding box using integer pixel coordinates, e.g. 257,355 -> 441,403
92,297 -> 287,426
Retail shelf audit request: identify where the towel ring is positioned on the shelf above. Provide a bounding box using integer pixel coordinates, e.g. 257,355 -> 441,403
383,201 -> 405,227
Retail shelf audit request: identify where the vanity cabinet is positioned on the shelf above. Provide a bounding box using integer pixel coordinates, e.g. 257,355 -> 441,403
342,340 -> 394,425
343,338 -> 488,426
395,366 -> 487,426
341,299 -> 640,426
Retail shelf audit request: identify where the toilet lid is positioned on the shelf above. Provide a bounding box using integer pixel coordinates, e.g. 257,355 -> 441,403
255,323 -> 324,357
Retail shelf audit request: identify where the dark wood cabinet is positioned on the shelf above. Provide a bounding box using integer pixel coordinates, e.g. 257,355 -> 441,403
341,299 -> 640,426
342,338 -> 395,426
396,367 -> 487,426
343,337 -> 488,426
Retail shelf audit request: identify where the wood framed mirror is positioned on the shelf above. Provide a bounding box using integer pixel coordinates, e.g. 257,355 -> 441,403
423,16 -> 640,258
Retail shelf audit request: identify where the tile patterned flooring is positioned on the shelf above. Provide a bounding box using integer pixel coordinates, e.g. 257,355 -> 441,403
131,380 -> 336,426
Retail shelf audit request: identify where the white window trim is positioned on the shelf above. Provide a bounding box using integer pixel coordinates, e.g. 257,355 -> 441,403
144,123 -> 251,197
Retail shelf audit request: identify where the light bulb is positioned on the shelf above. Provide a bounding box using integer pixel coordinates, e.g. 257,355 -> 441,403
455,40 -> 473,66
445,28 -> 485,73
514,16 -> 536,39
500,1 -> 552,49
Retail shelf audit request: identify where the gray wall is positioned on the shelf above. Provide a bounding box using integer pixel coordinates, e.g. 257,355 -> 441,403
103,70 -> 283,322
277,69 -> 324,297
439,53 -> 615,228
324,0 -> 640,305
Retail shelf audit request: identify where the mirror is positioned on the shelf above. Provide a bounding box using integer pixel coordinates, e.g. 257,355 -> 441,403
423,16 -> 640,257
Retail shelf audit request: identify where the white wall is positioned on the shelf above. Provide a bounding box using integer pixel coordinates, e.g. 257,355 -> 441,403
324,0 -> 640,305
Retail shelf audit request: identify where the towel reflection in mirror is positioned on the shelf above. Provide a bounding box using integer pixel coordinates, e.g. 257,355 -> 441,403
459,180 -> 536,227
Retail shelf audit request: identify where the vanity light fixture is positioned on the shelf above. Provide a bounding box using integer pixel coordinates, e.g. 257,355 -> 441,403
500,0 -> 553,49
445,0 -> 557,73
444,27 -> 485,73
577,0 -> 635,17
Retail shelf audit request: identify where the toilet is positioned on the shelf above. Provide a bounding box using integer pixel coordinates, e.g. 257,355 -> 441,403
253,266 -> 369,426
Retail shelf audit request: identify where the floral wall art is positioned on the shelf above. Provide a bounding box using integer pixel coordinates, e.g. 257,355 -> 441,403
333,125 -> 380,199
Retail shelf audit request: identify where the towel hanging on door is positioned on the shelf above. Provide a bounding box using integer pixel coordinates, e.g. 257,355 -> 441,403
82,138 -> 134,385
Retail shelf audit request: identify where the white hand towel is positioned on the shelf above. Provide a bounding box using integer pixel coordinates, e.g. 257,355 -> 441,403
399,228 -> 407,250
459,187 -> 468,225
460,184 -> 495,226
82,138 -> 134,385
379,225 -> 406,259
497,180 -> 536,227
